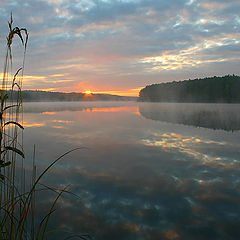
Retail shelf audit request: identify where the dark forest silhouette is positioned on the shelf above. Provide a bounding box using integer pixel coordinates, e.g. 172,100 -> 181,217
139,75 -> 240,103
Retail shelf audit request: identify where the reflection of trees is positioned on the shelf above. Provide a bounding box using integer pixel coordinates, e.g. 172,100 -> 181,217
139,103 -> 240,131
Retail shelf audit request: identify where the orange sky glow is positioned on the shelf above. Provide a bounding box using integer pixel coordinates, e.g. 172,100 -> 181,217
0,73 -> 142,96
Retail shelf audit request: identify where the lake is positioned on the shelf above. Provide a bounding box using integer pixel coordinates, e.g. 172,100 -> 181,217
21,101 -> 240,240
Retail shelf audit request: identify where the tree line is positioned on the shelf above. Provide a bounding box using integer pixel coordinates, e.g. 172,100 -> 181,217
9,90 -> 136,101
139,75 -> 240,103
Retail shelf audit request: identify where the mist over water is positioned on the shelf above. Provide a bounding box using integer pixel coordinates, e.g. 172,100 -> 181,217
22,102 -> 240,240
139,102 -> 240,131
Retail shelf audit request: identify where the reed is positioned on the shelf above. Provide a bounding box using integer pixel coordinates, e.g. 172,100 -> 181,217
0,13 -> 28,240
0,15 -> 89,240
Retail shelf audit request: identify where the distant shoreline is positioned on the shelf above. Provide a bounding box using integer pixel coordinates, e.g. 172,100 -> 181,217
139,75 -> 240,103
9,90 -> 138,102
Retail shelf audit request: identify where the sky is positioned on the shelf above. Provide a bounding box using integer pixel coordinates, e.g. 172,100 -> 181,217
0,0 -> 240,96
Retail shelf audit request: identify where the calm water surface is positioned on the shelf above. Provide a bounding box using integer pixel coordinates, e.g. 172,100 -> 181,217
22,101 -> 240,240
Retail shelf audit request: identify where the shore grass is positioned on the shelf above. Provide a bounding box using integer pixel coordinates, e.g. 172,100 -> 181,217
0,14 -> 28,239
0,15 -> 89,240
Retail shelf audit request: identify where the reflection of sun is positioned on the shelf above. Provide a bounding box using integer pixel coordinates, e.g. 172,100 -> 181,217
84,90 -> 92,94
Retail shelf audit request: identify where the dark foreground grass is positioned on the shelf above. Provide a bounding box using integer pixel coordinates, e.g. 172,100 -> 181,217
0,15 -> 90,240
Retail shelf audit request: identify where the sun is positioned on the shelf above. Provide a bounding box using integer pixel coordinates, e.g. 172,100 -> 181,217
84,90 -> 92,95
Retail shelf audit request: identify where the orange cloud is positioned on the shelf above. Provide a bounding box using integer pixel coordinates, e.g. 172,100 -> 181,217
42,112 -> 57,115
94,87 -> 142,97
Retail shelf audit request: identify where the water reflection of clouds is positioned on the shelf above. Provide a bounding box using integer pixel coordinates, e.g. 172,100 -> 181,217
24,104 -> 139,136
28,146 -> 240,240
23,115 -> 74,131
42,111 -> 57,115
38,167 -> 186,240
23,101 -> 138,114
52,120 -> 73,124
141,132 -> 240,169
37,162 -> 240,240
23,121 -> 45,128
83,106 -> 139,114
21,102 -> 240,240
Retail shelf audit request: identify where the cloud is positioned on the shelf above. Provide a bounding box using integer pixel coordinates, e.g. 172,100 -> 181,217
0,0 -> 239,94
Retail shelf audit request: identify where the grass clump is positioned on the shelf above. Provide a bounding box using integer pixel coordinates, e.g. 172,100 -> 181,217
0,13 -> 28,239
0,15 -> 90,240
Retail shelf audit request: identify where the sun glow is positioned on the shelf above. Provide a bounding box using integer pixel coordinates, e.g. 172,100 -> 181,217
84,90 -> 92,95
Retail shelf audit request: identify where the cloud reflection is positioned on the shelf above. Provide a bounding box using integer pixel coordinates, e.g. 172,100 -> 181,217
21,102 -> 240,240
42,111 -> 57,115
141,131 -> 240,170
23,121 -> 45,128
83,106 -> 138,113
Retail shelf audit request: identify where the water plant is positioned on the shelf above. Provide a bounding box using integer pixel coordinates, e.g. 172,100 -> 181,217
0,15 -> 90,240
0,13 -> 28,239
